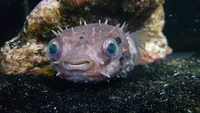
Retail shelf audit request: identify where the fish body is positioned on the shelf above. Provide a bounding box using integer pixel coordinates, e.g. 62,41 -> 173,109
46,20 -> 139,82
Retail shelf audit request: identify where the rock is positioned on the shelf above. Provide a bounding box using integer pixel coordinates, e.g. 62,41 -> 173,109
0,0 -> 171,76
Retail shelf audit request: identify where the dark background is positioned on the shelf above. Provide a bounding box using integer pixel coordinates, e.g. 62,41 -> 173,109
163,0 -> 200,52
0,0 -> 199,52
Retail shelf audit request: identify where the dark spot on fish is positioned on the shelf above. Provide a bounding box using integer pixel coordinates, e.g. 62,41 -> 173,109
114,37 -> 121,45
119,56 -> 124,66
80,37 -> 84,39
82,32 -> 85,34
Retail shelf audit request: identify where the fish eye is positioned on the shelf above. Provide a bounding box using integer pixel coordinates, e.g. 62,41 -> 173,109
103,38 -> 119,59
107,43 -> 116,53
46,38 -> 61,61
49,44 -> 57,54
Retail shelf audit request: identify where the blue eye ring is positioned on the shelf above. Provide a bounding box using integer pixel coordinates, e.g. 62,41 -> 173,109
103,37 -> 119,59
46,38 -> 61,61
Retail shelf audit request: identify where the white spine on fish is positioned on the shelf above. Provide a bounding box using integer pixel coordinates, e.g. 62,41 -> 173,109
92,27 -> 95,35
58,26 -> 63,32
99,70 -> 110,78
84,21 -> 87,25
52,30 -> 58,36
116,23 -> 120,28
98,20 -> 101,26
56,72 -> 61,76
57,31 -> 61,36
120,22 -> 126,30
71,27 -> 75,35
100,30 -> 102,34
104,19 -> 108,24
80,20 -> 82,25
53,61 -> 60,64
109,27 -> 116,33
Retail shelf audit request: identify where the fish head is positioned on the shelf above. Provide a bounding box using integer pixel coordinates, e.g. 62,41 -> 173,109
46,23 -> 137,82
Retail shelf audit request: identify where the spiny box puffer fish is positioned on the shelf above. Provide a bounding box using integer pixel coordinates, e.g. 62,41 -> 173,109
46,20 -> 140,83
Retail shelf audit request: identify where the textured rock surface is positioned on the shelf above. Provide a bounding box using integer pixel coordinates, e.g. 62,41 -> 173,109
0,54 -> 199,112
0,0 -> 171,76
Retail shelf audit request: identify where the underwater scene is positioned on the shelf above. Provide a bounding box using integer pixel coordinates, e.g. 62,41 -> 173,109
0,0 -> 200,112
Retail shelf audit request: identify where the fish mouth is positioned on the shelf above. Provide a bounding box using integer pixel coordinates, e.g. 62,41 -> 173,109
62,56 -> 94,71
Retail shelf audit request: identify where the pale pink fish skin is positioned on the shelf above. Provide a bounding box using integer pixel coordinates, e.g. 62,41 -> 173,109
46,22 -> 138,82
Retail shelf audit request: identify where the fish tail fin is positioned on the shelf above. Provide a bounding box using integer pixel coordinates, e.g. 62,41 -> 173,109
131,28 -> 172,65
130,29 -> 149,68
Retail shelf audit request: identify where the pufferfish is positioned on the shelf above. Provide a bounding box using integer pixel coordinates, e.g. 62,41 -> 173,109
46,20 -> 143,82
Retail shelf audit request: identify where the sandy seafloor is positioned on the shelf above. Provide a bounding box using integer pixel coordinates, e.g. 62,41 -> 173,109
0,53 -> 200,113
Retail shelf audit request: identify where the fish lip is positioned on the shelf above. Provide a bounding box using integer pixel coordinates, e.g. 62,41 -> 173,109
62,56 -> 94,71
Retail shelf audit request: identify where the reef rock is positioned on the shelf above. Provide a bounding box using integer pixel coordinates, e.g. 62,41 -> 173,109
0,0 -> 171,76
